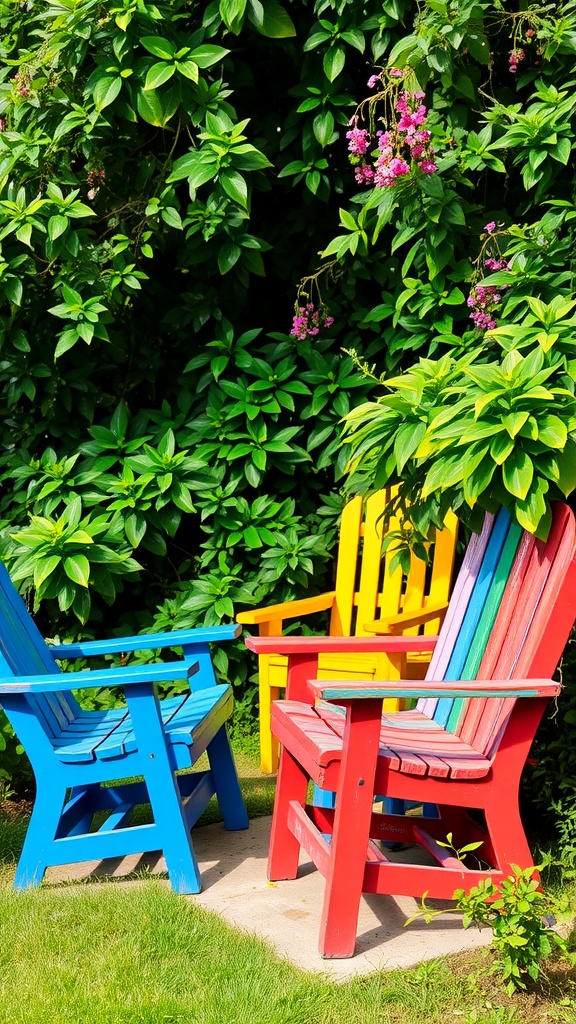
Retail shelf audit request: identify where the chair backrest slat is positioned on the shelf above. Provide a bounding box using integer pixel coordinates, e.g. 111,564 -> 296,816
445,520 -> 522,734
419,512 -> 493,717
431,508 -> 511,728
0,563 -> 79,737
332,489 -> 458,643
478,507 -> 576,757
355,489 -> 391,636
415,503 -> 575,762
330,494 -> 366,636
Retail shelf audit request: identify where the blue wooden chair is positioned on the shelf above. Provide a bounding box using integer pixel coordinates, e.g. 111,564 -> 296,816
0,562 -> 248,893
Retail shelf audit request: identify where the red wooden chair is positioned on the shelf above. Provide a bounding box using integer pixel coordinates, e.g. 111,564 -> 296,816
245,504 -> 576,958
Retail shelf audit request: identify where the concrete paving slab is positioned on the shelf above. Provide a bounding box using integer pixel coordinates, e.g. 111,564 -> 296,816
45,815 -> 491,981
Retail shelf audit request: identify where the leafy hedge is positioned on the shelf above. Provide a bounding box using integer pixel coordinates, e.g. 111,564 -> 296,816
2,0 -> 576,854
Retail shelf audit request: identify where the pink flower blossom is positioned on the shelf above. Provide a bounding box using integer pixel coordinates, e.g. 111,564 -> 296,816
354,165 -> 375,185
346,127 -> 369,156
290,304 -> 334,340
484,257 -> 510,271
367,74 -> 382,88
484,221 -> 496,233
389,68 -> 405,78
419,159 -> 437,174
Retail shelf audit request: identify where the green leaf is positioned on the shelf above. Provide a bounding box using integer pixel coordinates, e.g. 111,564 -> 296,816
144,62 -> 176,91
243,525 -> 262,548
48,215 -> 69,241
161,206 -> 183,230
34,555 -> 61,589
72,587 -> 91,624
220,169 -> 248,207
490,433 -> 515,466
54,329 -> 80,359
313,110 -> 335,147
247,0 -> 296,37
537,414 -> 567,449
125,514 -> 147,548
140,36 -> 176,59
394,421 -> 426,473
515,477 -> 549,534
167,152 -> 217,187
64,554 -> 91,588
220,0 -> 248,32
323,46 -> 345,82
502,450 -> 534,500
556,437 -> 576,496
137,88 -> 165,126
93,75 -> 122,111
175,60 -> 199,82
218,242 -> 242,274
189,45 -> 230,69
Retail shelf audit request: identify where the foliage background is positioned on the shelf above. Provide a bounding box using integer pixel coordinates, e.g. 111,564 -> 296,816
1,0 -> 576,862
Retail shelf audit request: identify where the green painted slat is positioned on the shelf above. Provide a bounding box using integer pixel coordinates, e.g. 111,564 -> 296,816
446,522 -> 523,734
318,686 -> 544,700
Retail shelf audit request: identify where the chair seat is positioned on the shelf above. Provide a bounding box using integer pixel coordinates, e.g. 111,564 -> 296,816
271,700 -> 493,780
54,685 -> 232,765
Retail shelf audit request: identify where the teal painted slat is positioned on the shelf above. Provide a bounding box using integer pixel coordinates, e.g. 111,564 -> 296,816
433,508 -> 512,729
445,521 -> 522,734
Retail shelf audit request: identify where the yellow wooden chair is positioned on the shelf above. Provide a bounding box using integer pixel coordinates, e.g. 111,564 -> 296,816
237,489 -> 459,773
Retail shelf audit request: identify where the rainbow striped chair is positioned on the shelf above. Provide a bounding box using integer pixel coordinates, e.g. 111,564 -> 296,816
246,503 -> 576,958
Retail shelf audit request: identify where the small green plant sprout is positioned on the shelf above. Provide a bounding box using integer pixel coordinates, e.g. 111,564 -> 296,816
406,859 -> 571,996
435,831 -> 484,864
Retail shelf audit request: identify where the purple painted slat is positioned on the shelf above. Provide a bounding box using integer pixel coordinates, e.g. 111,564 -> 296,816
418,513 -> 494,717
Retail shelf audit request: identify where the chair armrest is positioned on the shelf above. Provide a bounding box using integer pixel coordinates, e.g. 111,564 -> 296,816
236,592 -> 335,626
50,624 -> 242,659
308,678 -> 562,702
245,635 -> 438,656
363,602 -> 450,635
0,659 -> 199,694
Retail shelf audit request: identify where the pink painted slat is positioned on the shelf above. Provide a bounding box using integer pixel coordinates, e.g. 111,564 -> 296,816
419,513 -> 494,717
458,531 -> 536,746
472,509 -> 568,756
484,509 -> 576,758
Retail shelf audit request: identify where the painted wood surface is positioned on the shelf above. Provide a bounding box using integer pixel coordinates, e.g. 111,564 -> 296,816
263,503 -> 576,958
0,561 -> 247,893
238,489 -> 458,772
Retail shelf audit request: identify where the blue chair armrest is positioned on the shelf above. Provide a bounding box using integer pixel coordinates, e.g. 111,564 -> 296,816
50,624 -> 242,659
0,658 -> 199,694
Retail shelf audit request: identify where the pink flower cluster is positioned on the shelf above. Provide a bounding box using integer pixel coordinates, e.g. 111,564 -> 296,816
346,127 -> 369,156
483,256 -> 510,272
86,168 -> 106,201
467,285 -> 503,331
290,303 -> 334,341
508,48 -> 525,73
13,70 -> 32,99
348,91 -> 438,189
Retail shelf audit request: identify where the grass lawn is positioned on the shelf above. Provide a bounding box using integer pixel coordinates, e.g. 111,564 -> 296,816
0,746 -> 574,1024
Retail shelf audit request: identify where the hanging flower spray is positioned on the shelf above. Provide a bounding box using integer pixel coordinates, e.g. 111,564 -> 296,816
346,68 -> 440,189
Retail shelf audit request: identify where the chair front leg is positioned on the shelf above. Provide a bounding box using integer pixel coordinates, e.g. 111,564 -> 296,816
125,682 -> 202,894
268,745 -> 310,881
319,698 -> 382,959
